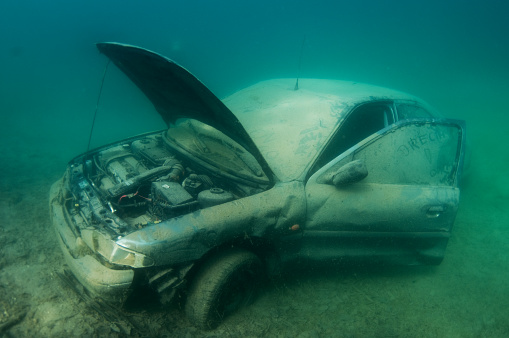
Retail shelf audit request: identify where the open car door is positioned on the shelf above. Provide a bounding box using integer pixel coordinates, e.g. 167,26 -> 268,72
304,119 -> 466,265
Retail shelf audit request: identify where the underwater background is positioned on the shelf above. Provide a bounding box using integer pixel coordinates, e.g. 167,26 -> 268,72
1,0 -> 508,336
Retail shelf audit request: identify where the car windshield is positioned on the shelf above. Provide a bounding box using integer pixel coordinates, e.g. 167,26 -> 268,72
164,119 -> 270,184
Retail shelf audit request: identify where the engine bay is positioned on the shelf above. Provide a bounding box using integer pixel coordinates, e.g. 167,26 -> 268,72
65,131 -> 267,236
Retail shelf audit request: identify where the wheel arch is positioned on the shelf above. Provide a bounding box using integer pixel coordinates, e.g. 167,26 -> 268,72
183,235 -> 278,291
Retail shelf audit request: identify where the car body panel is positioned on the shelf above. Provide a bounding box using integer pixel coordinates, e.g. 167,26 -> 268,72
116,181 -> 306,266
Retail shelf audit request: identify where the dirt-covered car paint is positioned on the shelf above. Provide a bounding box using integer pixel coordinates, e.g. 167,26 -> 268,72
50,42 -> 466,329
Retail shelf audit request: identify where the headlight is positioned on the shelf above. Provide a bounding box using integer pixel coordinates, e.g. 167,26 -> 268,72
81,229 -> 154,268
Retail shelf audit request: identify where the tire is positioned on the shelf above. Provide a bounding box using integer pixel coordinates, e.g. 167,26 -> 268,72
185,249 -> 263,329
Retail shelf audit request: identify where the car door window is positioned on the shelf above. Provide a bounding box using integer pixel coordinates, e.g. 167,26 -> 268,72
311,102 -> 394,173
320,120 -> 463,187
334,102 -> 395,155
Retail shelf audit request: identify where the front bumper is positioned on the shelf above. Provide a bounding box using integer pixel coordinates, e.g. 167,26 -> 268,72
49,179 -> 134,303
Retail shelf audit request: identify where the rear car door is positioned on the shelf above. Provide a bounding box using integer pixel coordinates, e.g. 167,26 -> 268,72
303,119 -> 466,265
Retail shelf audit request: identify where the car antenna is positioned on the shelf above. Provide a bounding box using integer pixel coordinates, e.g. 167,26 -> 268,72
86,59 -> 111,152
294,36 -> 305,91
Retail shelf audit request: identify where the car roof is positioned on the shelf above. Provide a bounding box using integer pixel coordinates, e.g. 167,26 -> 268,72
224,78 -> 421,114
224,78 -> 425,180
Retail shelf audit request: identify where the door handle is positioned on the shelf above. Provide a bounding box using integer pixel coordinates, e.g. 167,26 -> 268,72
426,205 -> 445,218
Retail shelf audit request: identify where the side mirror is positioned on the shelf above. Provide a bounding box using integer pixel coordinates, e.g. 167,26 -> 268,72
331,159 -> 368,187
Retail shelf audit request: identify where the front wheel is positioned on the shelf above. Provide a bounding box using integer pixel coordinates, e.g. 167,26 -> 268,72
185,249 -> 263,329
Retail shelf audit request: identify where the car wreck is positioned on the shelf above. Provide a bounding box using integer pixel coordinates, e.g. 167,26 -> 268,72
50,42 -> 466,329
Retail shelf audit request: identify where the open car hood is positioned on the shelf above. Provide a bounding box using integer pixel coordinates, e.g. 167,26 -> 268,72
96,42 -> 273,179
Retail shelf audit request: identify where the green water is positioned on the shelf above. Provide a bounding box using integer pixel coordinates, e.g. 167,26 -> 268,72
1,0 -> 508,336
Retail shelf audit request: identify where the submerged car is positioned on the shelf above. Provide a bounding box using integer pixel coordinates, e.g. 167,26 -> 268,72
50,42 -> 466,329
